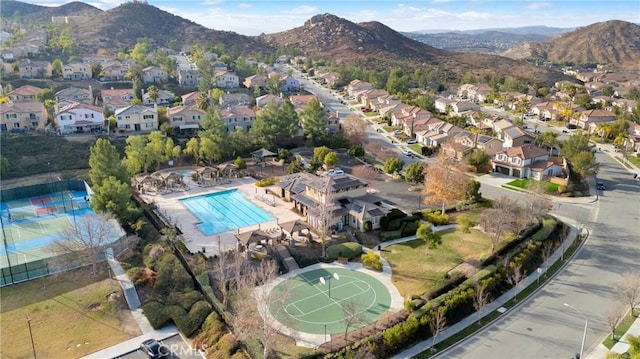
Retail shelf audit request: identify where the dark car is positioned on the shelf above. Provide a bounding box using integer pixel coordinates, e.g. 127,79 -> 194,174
596,181 -> 606,191
140,339 -> 170,358
566,124 -> 578,130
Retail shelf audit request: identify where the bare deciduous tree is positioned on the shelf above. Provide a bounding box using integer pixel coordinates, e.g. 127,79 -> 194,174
542,240 -> 555,262
231,259 -> 291,359
214,239 -> 245,309
342,300 -> 369,340
616,271 -> 640,317
352,165 -> 379,184
429,306 -> 447,351
343,115 -> 366,145
506,261 -> 524,302
481,197 -> 518,253
422,151 -> 470,215
606,306 -> 625,340
473,281 -> 490,324
54,214 -> 120,275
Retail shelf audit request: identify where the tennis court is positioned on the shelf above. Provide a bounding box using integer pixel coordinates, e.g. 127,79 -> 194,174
1,189 -> 94,268
269,267 -> 392,335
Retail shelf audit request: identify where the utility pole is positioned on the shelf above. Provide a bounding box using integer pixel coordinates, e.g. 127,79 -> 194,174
26,315 -> 36,358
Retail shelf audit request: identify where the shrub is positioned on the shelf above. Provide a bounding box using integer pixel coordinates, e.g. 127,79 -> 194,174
401,221 -> 419,237
380,216 -> 390,230
326,242 -> 362,260
425,211 -> 450,225
387,208 -> 407,221
255,177 -> 278,187
168,290 -> 204,311
143,300 -> 171,329
379,230 -> 402,242
361,251 -> 383,270
364,220 -> 373,232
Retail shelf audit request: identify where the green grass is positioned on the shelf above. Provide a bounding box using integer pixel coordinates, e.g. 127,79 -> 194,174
409,144 -> 423,154
614,157 -> 634,169
0,264 -> 139,359
383,126 -> 403,132
382,228 -> 496,296
506,178 -> 529,188
625,155 -> 640,169
505,178 -> 560,194
603,310 -> 637,349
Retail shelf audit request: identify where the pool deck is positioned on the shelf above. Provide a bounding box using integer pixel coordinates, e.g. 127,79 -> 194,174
139,175 -> 302,256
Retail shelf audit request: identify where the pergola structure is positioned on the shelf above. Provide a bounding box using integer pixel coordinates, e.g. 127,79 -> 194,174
154,171 -> 183,188
235,229 -> 273,251
251,148 -> 277,162
133,174 -> 162,192
195,166 -> 217,183
278,219 -> 312,242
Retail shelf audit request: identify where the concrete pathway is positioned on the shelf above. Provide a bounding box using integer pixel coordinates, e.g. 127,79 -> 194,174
81,259 -> 178,358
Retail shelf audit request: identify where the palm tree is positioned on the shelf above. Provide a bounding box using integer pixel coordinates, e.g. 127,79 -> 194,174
147,85 -> 159,105
195,91 -> 210,111
613,133 -> 630,159
596,122 -> 614,143
535,131 -> 559,155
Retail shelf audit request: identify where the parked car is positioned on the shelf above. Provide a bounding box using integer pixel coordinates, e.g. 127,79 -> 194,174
596,181 -> 606,191
393,130 -> 403,135
402,149 -> 413,157
566,124 -> 577,130
406,139 -> 417,144
140,339 -> 170,358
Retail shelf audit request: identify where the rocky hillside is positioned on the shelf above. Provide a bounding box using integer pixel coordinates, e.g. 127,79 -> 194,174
1,0 -> 102,22
260,13 -> 567,84
503,20 -> 640,68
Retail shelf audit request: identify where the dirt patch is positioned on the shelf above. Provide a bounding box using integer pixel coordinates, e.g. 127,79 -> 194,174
87,302 -> 103,311
449,261 -> 479,278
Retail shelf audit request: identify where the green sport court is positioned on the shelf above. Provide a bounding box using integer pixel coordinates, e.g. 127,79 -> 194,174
269,267 -> 392,335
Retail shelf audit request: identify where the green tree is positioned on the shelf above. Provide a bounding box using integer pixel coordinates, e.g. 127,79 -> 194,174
234,156 -> 247,170
535,131 -> 560,155
184,137 -> 200,164
457,214 -> 473,234
51,59 -> 62,79
602,86 -> 614,97
195,92 -> 210,111
299,98 -> 328,145
130,38 -> 151,66
416,223 -> 442,249
323,151 -> 339,167
36,88 -> 55,103
146,85 -> 159,104
383,158 -> 405,175
90,176 -> 139,224
211,88 -> 224,103
466,180 -> 482,203
312,146 -> 332,163
132,77 -> 143,101
466,149 -> 490,172
89,138 -> 129,185
561,132 -> 594,160
91,62 -> 103,79
405,162 -> 425,184
198,107 -> 229,163
0,156 -> 10,178
386,68 -> 410,95
287,158 -> 302,174
124,135 -> 151,174
571,151 -> 599,177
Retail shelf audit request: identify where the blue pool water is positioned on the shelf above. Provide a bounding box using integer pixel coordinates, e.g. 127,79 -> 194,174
180,189 -> 275,235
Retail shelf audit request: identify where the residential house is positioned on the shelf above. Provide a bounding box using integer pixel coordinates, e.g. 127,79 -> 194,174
178,69 -> 200,87
492,144 -> 563,179
18,59 -> 51,79
62,62 -> 92,80
449,100 -> 480,114
475,134 -> 505,155
319,72 -> 338,88
114,105 -> 158,133
571,109 -> 617,131
142,66 -> 169,84
327,113 -> 340,135
346,80 -> 372,98
7,85 -> 41,102
0,102 -> 47,132
280,75 -> 300,93
434,97 -> 454,113
370,94 -> 402,111
489,119 -> 516,138
55,86 -> 93,107
357,89 -> 390,108
214,71 -> 239,89
101,88 -> 135,113
101,62 -> 129,81
289,94 -> 318,111
457,84 -> 491,103
212,61 -> 227,72
220,93 -> 251,107
415,118 -> 463,147
55,102 -> 104,134
275,173 -> 388,232
501,126 -> 536,148
390,106 -> 432,128
167,105 -> 206,131
255,94 -> 283,108
243,74 -> 268,91
142,89 -> 175,106
219,106 -> 255,132
181,91 -> 200,106
612,99 -> 638,114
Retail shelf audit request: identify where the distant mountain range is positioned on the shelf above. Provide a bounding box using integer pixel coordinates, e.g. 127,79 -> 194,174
2,0 -> 638,82
410,26 -> 572,36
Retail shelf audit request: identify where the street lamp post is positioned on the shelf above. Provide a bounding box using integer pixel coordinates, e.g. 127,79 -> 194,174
26,315 -> 36,358
564,302 -> 588,359
319,272 -> 340,298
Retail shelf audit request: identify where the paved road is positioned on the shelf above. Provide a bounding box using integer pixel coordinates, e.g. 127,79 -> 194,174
436,153 -> 640,359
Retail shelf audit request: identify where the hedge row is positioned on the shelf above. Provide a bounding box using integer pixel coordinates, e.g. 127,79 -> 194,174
143,299 -> 212,336
326,242 -> 362,260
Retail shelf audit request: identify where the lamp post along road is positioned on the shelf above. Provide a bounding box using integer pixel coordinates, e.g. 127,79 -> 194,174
564,303 -> 588,359
319,272 -> 340,298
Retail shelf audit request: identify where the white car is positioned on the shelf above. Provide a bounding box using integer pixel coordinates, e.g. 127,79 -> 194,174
402,149 -> 413,157
406,139 -> 417,144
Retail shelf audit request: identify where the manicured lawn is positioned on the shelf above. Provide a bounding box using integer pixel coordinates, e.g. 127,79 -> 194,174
382,228 -> 497,297
409,144 -> 423,154
0,265 -> 140,359
383,125 -> 403,132
626,155 -> 640,169
506,178 -> 560,194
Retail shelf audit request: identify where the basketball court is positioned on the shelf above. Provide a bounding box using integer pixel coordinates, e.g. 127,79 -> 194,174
262,263 -> 404,347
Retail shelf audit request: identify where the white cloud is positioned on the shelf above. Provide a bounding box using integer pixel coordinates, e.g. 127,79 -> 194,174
201,0 -> 224,5
281,5 -> 318,15
237,3 -> 252,9
457,11 -> 492,20
526,2 -> 552,10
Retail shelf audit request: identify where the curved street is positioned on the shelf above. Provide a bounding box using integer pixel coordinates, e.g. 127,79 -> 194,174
436,152 -> 640,359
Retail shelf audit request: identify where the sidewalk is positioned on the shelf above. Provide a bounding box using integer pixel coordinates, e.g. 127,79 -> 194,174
391,225 -> 580,359
81,258 -> 178,358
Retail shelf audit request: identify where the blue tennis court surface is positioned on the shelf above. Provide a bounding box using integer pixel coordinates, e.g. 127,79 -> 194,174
180,189 -> 275,235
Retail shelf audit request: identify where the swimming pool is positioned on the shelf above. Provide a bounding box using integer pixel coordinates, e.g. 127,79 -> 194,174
180,189 -> 275,235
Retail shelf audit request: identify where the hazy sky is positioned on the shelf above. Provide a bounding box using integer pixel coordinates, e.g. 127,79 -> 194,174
28,0 -> 640,35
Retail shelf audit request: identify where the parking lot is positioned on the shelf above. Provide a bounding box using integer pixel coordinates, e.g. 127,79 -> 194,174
115,335 -> 203,359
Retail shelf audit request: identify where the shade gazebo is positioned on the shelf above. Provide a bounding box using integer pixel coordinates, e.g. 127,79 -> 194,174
195,166 -> 217,182
251,148 -> 277,161
155,171 -> 183,189
235,229 -> 273,251
279,219 -> 311,239
134,174 -> 162,193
